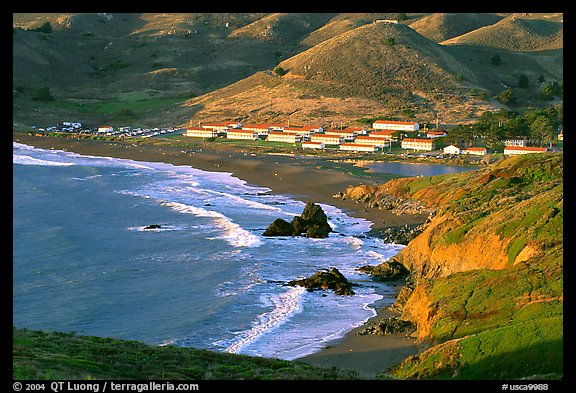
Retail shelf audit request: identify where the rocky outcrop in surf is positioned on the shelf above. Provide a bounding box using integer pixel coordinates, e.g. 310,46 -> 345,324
288,267 -> 355,296
263,202 -> 332,238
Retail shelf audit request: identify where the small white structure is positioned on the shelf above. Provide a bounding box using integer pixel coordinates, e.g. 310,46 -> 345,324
302,141 -> 325,149
267,131 -> 301,143
311,134 -> 343,145
63,122 -> 82,129
339,143 -> 378,153
504,146 -> 547,155
355,136 -> 390,148
373,120 -> 419,132
462,147 -> 487,156
98,125 -> 114,133
443,145 -> 461,155
343,126 -> 368,135
503,138 -> 527,147
185,127 -> 218,138
401,138 -> 434,151
324,129 -> 357,141
427,130 -> 448,138
226,129 -> 258,140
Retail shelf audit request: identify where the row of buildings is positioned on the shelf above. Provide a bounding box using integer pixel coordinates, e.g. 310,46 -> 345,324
185,119 -> 551,156
185,120 -> 435,152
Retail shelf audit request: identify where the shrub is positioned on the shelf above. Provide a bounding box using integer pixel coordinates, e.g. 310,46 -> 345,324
491,54 -> 502,65
495,88 -> 516,104
273,66 -> 286,76
32,87 -> 55,102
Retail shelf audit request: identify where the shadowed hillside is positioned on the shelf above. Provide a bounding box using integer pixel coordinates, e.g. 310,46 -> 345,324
441,13 -> 563,51
13,13 -> 563,129
408,13 -> 505,43
182,20 -> 493,126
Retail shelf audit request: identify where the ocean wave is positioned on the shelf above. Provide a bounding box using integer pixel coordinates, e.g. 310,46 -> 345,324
222,286 -> 306,355
202,189 -> 283,213
161,201 -> 263,248
13,154 -> 75,167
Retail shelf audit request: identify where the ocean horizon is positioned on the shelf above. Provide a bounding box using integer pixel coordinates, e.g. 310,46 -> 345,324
13,142 -> 404,360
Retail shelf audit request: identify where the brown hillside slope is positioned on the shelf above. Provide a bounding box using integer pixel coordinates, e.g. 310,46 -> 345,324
441,13 -> 563,51
182,21 -> 491,126
408,13 -> 505,43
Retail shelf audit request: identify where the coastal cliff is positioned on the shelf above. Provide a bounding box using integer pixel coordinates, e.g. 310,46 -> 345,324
343,153 -> 563,379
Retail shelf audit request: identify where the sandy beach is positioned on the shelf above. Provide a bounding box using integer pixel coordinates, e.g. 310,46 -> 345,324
13,133 -> 422,377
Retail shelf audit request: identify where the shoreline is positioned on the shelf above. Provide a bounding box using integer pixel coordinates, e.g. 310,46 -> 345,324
13,133 -> 422,377
13,133 -> 426,233
297,299 -> 420,378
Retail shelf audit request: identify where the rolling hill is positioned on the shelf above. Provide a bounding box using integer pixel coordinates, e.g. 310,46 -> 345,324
408,13 -> 506,43
12,12 -> 563,129
440,13 -> 564,51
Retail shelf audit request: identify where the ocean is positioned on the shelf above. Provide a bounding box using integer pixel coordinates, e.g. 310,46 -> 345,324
12,142 -> 404,360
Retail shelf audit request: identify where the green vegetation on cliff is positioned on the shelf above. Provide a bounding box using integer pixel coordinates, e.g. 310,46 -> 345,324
13,327 -> 359,380
377,153 -> 563,379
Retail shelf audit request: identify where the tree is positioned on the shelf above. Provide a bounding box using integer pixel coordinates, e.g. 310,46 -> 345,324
495,88 -> 516,104
491,54 -> 502,65
529,116 -> 554,146
517,74 -> 529,88
32,87 -> 55,102
384,37 -> 396,46
273,66 -> 287,76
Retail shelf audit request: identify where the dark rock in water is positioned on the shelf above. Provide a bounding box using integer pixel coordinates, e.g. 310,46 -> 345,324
144,224 -> 162,229
356,316 -> 416,336
358,259 -> 409,281
262,218 -> 296,236
264,202 -> 332,238
305,225 -> 331,238
288,267 -> 355,296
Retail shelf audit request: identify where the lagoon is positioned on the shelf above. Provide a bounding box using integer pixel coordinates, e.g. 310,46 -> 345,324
354,160 -> 478,177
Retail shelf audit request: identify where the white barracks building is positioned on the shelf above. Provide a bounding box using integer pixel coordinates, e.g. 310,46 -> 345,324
373,120 -> 419,132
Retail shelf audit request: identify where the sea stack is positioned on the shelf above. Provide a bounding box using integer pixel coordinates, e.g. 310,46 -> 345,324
263,202 -> 332,238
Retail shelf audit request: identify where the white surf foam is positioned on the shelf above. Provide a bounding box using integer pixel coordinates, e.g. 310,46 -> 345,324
161,201 -> 263,248
13,154 -> 75,167
222,285 -> 306,355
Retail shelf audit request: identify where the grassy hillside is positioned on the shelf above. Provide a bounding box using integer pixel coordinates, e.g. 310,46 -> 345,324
13,327 -> 359,380
441,13 -> 563,51
13,13 -> 563,129
343,153 -> 563,379
408,13 -> 505,43
182,20 -> 496,126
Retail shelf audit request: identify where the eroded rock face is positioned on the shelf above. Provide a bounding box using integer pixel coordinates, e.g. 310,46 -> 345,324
288,267 -> 355,296
358,259 -> 409,281
356,316 -> 416,336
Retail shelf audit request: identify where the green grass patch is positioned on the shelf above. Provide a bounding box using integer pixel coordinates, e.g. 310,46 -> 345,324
35,97 -> 187,121
13,328 -> 360,380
